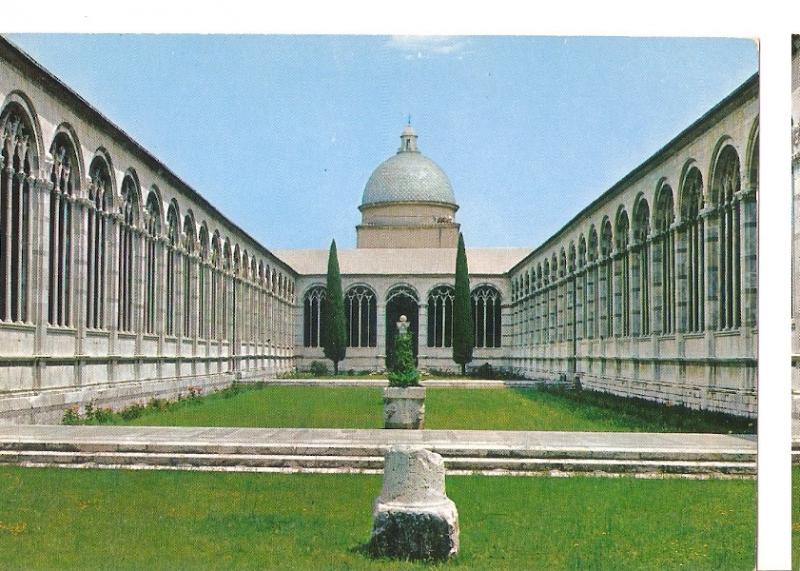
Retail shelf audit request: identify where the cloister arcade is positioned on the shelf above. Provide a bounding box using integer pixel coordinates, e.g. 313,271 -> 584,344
0,41 -> 296,422
0,38 -> 758,421
507,76 -> 759,416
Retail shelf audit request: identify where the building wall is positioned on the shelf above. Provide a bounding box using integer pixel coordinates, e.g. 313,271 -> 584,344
295,274 -> 509,373
357,201 -> 460,248
506,78 -> 759,417
0,41 -> 297,423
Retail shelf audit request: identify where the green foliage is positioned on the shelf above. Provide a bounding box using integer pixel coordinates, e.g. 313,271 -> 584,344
322,240 -> 347,374
452,232 -> 474,374
309,360 -> 330,377
61,407 -> 81,425
387,331 -> 420,387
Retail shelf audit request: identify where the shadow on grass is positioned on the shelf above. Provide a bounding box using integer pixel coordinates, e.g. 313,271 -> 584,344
349,542 -> 456,568
515,385 -> 756,434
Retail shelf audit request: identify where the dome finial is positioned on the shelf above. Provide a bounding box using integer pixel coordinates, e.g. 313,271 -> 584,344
399,121 -> 418,153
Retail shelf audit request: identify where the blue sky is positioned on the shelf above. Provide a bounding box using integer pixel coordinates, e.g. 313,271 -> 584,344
8,35 -> 757,250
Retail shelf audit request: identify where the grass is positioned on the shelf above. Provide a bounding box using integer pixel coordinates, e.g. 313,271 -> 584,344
792,466 -> 800,570
87,384 -> 755,433
0,466 -> 754,570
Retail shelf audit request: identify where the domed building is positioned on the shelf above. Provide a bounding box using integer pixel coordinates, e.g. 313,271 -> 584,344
276,124 -> 530,371
357,125 -> 460,249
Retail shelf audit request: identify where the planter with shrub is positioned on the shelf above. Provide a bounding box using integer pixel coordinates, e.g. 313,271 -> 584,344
383,329 -> 425,429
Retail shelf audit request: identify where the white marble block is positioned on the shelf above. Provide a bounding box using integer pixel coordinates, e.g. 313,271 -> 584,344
368,446 -> 459,560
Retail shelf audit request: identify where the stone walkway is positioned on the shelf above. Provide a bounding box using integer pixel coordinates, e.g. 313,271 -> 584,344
0,425 -> 755,479
259,378 -> 546,388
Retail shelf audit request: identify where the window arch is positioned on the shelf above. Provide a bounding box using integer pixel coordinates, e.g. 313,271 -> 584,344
303,286 -> 328,347
427,285 -> 455,347
48,132 -> 79,327
472,284 -> 502,348
117,175 -> 139,332
182,214 -> 196,337
599,219 -> 613,338
655,184 -> 676,334
632,197 -> 650,336
165,203 -> 179,336
0,105 -> 35,323
143,190 -> 161,335
345,285 -> 377,347
86,156 -> 112,330
198,225 -> 209,339
615,208 -> 631,337
711,145 -> 741,330
210,233 -> 221,340
681,166 -> 704,332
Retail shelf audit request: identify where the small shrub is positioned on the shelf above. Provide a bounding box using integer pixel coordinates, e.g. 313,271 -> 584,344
309,361 -> 329,377
119,403 -> 145,420
387,332 -> 420,388
62,407 -> 81,425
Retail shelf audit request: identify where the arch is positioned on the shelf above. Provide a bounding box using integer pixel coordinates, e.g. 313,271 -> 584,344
386,283 -> 419,303
385,284 -> 419,365
710,143 -> 742,330
472,284 -> 502,348
46,129 -> 82,327
303,284 -> 327,348
182,213 -> 197,337
116,174 -> 140,332
654,182 -> 676,335
85,153 -> 114,330
746,119 -> 759,192
427,284 -> 455,348
164,201 -> 180,336
345,284 -> 377,348
1,91 -> 43,172
142,189 -> 161,335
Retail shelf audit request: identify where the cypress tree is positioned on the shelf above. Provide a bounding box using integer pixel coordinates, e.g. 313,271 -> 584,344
452,232 -> 474,375
322,239 -> 347,374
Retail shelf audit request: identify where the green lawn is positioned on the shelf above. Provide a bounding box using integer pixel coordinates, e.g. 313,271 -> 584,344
108,385 -> 753,433
0,466 -> 754,570
792,466 -> 800,570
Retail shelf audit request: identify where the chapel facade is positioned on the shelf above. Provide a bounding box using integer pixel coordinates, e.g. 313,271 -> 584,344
0,37 -> 758,422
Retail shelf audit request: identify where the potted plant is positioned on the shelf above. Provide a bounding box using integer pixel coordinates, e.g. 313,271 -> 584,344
383,320 -> 425,429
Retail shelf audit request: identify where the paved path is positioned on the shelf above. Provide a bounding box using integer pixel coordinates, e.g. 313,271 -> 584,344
0,425 -> 755,478
258,379 -> 546,388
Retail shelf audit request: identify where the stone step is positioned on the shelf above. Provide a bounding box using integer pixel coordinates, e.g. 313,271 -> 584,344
0,440 -> 754,463
0,449 -> 755,477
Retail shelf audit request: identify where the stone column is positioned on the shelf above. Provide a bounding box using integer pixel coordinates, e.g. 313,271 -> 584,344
702,207 -> 719,332
739,188 -> 757,329
417,302 -> 428,356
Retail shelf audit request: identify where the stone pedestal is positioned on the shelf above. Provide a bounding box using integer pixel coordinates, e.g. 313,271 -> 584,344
368,446 -> 459,561
383,386 -> 426,429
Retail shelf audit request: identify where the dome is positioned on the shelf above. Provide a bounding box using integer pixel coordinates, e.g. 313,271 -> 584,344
361,126 -> 456,208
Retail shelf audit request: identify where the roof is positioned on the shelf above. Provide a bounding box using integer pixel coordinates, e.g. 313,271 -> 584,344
361,127 -> 456,208
273,247 -> 531,276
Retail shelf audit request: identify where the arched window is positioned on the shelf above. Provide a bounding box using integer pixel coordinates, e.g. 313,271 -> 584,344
222,241 -> 231,340
655,184 -> 675,334
86,157 -> 111,330
632,198 -> 650,336
48,133 -> 78,327
345,285 -> 377,347
210,234 -> 221,340
472,284 -> 502,348
712,145 -> 742,330
681,167 -> 704,333
615,209 -> 630,337
303,286 -> 327,347
587,227 -> 598,339
198,226 -> 209,338
117,176 -> 138,332
578,235 -> 587,339
182,214 -> 196,337
165,203 -> 179,336
143,191 -> 161,335
427,285 -> 455,347
0,107 -> 34,324
600,219 -> 613,338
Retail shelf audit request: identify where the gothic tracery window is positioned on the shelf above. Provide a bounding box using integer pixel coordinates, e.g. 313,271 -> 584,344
117,176 -> 138,332
632,198 -> 650,336
143,191 -> 161,335
712,145 -> 742,330
165,203 -> 179,336
427,285 -> 455,347
472,284 -> 502,348
615,209 -> 631,337
86,158 -> 111,330
48,134 -> 77,327
345,285 -> 377,347
183,215 -> 196,337
681,167 -> 704,333
303,286 -> 327,347
655,184 -> 675,334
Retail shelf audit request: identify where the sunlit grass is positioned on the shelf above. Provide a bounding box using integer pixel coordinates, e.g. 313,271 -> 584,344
0,466 -> 754,570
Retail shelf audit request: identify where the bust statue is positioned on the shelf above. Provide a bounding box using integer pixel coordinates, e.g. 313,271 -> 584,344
396,315 -> 410,336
